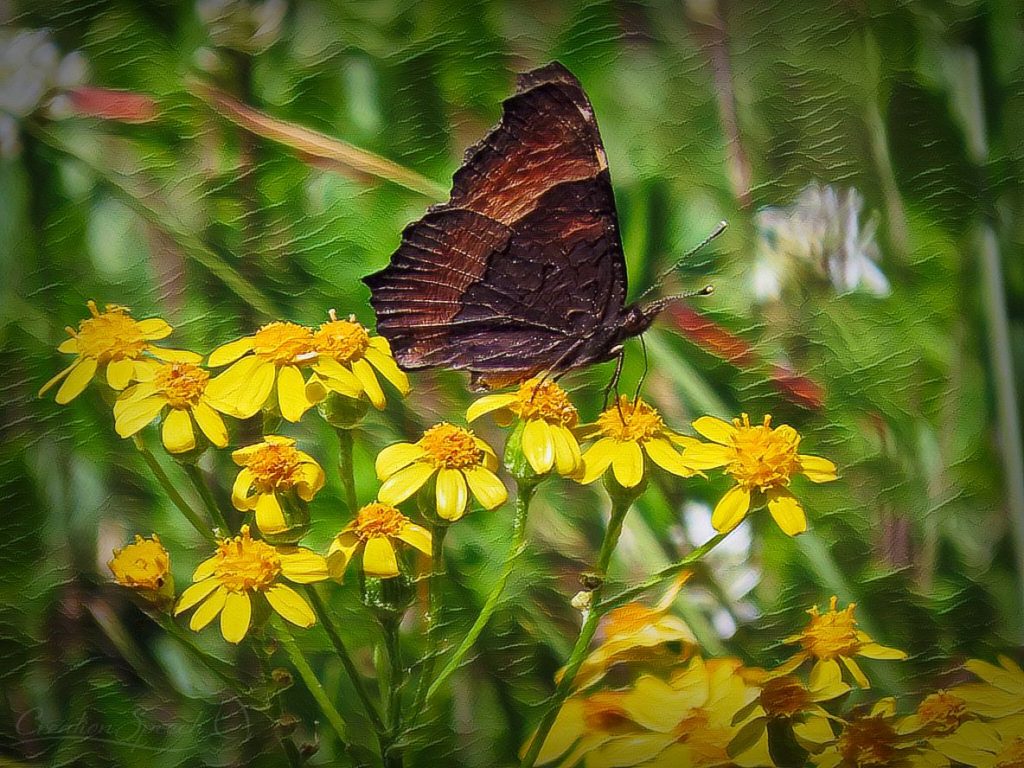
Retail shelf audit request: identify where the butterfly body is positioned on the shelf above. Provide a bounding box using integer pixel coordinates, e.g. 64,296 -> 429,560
365,62 -> 659,390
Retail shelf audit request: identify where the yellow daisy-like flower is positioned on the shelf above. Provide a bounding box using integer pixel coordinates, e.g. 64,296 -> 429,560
681,413 -> 837,536
231,436 -> 325,535
953,656 -> 1024,719
467,377 -> 583,477
929,715 -> 1024,768
781,596 -> 907,689
174,524 -> 327,644
204,321 -> 318,422
39,300 -> 200,404
376,423 -> 506,521
113,361 -> 231,454
327,502 -> 432,579
305,311 -> 410,409
897,690 -> 973,738
579,396 -> 695,488
108,534 -> 174,603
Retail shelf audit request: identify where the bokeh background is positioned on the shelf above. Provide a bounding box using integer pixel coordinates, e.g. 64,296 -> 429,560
2,0 -> 1023,765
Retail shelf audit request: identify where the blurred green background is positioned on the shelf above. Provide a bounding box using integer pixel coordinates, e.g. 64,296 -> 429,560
2,0 -> 1023,765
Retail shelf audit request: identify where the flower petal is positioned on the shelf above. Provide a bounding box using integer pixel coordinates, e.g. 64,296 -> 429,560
231,468 -> 255,510
551,425 -> 583,476
692,416 -> 737,445
857,639 -> 907,661
193,401 -> 229,448
57,337 -> 79,354
523,418 -> 555,474
351,357 -> 385,409
463,466 -> 508,510
114,395 -> 166,438
711,485 -> 751,532
466,393 -> 517,423
841,656 -> 871,688
162,408 -> 196,454
375,442 -> 426,480
363,538 -> 400,577
364,346 -> 410,395
38,360 -> 78,397
254,493 -> 288,534
800,454 -> 838,483
192,555 -> 220,581
279,548 -> 329,583
644,437 -> 694,478
150,347 -> 203,364
766,488 -> 807,536
378,461 -> 435,506
612,441 -> 645,488
205,356 -> 275,418
175,579 -> 220,614
265,584 -> 316,627
436,467 -> 469,521
55,357 -> 98,404
207,336 -> 254,367
580,438 -> 617,484
397,523 -> 433,555
313,359 -> 363,398
136,318 -> 173,340
679,443 -> 733,470
277,364 -> 312,422
106,358 -> 136,390
189,586 -> 227,631
220,591 -> 252,644
327,532 -> 360,580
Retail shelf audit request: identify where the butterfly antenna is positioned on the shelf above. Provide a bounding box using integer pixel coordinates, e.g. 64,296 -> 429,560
638,220 -> 728,302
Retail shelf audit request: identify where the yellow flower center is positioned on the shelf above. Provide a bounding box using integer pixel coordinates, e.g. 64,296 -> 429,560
251,321 -> 316,365
673,710 -> 731,763
213,525 -> 281,592
510,379 -> 578,427
837,715 -> 900,767
353,502 -> 409,540
994,739 -> 1024,768
725,414 -> 801,491
314,317 -> 370,362
154,362 -> 209,409
583,694 -> 632,732
245,442 -> 305,492
420,423 -> 482,469
800,597 -> 861,660
108,534 -> 169,591
595,397 -> 664,443
73,301 -> 149,362
760,676 -> 811,718
915,691 -> 968,734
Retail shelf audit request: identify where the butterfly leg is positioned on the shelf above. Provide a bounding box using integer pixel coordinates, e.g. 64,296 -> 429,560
632,334 -> 649,403
602,346 -> 625,413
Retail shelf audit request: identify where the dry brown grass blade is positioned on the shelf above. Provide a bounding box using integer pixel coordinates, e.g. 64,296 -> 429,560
192,82 -> 448,200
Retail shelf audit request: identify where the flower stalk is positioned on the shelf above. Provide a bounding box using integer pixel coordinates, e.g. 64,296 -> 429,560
426,478 -> 537,702
336,427 -> 360,516
133,438 -> 217,543
181,461 -> 230,534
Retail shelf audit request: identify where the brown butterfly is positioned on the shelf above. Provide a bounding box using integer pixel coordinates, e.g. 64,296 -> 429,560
365,62 -> 715,391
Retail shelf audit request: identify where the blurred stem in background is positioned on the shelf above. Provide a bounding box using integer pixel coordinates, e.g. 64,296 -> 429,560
337,427 -> 360,515
426,478 -> 538,703
181,461 -> 231,534
132,437 -> 217,543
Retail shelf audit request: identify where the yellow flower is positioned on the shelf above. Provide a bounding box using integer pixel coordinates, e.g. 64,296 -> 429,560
681,413 -> 837,536
526,692 -> 636,767
174,525 -> 327,644
570,574 -> 697,690
929,715 -> 1024,768
803,698 -> 948,768
231,436 -> 325,535
376,423 -> 506,521
113,361 -> 231,454
305,311 -> 410,409
467,377 -> 583,477
781,596 -> 907,689
39,300 -> 199,404
108,534 -> 174,603
953,656 -> 1024,719
579,396 -> 695,488
897,691 -> 973,737
327,502 -> 432,578
204,321 -> 318,422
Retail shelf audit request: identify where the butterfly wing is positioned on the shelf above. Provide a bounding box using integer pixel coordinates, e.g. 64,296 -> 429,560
364,62 -> 629,387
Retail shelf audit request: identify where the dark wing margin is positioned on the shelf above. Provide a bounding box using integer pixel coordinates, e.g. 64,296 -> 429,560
364,62 -> 629,385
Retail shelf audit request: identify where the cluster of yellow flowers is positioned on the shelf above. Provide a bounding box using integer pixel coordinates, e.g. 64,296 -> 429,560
530,593 -> 1024,768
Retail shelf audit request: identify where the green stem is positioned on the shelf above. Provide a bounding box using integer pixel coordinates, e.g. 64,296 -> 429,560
305,585 -> 386,734
182,462 -> 231,534
410,520 -> 449,716
426,480 -> 537,702
520,490 -> 635,768
336,428 -> 360,516
279,623 -> 349,746
380,616 -> 404,768
133,440 -> 216,544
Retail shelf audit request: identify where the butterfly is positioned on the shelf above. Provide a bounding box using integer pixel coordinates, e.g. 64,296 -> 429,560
365,62 -> 714,391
